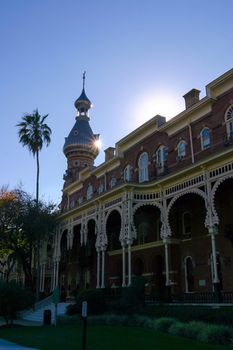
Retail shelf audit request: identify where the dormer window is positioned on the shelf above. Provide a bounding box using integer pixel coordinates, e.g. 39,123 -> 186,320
177,140 -> 186,160
200,127 -> 210,150
225,105 -> 233,139
87,184 -> 93,200
138,152 -> 149,183
123,164 -> 132,182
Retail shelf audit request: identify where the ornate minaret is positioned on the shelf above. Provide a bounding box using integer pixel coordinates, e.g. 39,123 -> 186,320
63,72 -> 100,186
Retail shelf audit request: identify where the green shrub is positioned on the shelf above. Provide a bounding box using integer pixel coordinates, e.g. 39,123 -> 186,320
168,321 -> 188,337
153,317 -> 176,332
111,277 -> 145,314
184,321 -> 205,340
76,289 -> 106,315
58,315 -> 82,325
144,305 -> 233,327
198,324 -> 233,345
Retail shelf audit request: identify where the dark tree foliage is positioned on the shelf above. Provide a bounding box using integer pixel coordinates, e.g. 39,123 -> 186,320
0,187 -> 58,290
0,280 -> 34,324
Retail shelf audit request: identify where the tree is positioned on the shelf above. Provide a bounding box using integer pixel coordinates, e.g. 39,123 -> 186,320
16,109 -> 51,203
0,280 -> 34,325
0,187 -> 57,291
17,110 -> 52,300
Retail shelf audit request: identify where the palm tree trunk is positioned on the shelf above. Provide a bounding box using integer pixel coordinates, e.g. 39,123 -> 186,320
36,150 -> 39,205
36,150 -> 40,301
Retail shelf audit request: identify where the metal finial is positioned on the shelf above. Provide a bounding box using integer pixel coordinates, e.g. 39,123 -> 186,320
83,71 -> 86,90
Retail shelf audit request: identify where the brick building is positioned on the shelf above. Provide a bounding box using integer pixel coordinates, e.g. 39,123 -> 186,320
41,69 -> 233,302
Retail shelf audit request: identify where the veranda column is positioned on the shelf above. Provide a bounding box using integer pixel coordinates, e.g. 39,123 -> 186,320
101,247 -> 106,288
209,225 -> 220,295
122,243 -> 126,287
54,259 -> 60,288
205,169 -> 221,300
96,248 -> 101,288
127,240 -> 132,286
163,238 -> 171,301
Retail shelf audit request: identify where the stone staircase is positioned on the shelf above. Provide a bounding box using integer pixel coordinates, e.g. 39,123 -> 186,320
19,296 -> 71,324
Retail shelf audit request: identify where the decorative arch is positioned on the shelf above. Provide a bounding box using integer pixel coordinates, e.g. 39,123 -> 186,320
133,203 -> 162,244
132,202 -> 162,216
167,188 -> 206,220
211,175 -> 233,222
105,206 -> 122,223
132,202 -> 162,239
105,208 -> 122,250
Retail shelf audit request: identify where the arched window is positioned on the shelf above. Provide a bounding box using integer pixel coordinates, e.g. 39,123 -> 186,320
184,256 -> 194,292
156,145 -> 168,175
225,105 -> 233,139
200,127 -> 210,150
123,164 -> 132,182
138,152 -> 149,183
177,140 -> 186,160
182,211 -> 191,238
86,184 -> 93,200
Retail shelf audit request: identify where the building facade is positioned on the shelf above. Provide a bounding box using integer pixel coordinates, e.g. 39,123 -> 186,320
42,69 -> 233,301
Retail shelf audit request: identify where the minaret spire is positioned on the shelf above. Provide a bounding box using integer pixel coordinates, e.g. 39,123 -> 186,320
83,71 -> 86,90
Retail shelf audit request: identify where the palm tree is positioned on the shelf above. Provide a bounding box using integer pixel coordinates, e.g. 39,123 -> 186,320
17,109 -> 51,204
17,109 -> 52,300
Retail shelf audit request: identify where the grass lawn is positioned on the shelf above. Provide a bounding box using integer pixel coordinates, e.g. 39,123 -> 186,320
0,324 -> 232,350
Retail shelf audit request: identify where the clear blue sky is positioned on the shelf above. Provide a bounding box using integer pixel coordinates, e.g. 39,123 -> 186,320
1,0 -> 233,203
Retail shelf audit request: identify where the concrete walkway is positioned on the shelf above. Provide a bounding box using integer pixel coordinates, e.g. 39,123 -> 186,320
0,339 -> 38,349
0,318 -> 41,349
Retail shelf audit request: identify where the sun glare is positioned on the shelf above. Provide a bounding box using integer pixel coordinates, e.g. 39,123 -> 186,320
130,90 -> 184,129
94,138 -> 102,149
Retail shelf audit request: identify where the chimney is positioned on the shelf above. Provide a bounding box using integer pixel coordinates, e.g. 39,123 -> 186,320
183,89 -> 200,109
155,115 -> 166,127
104,147 -> 115,161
